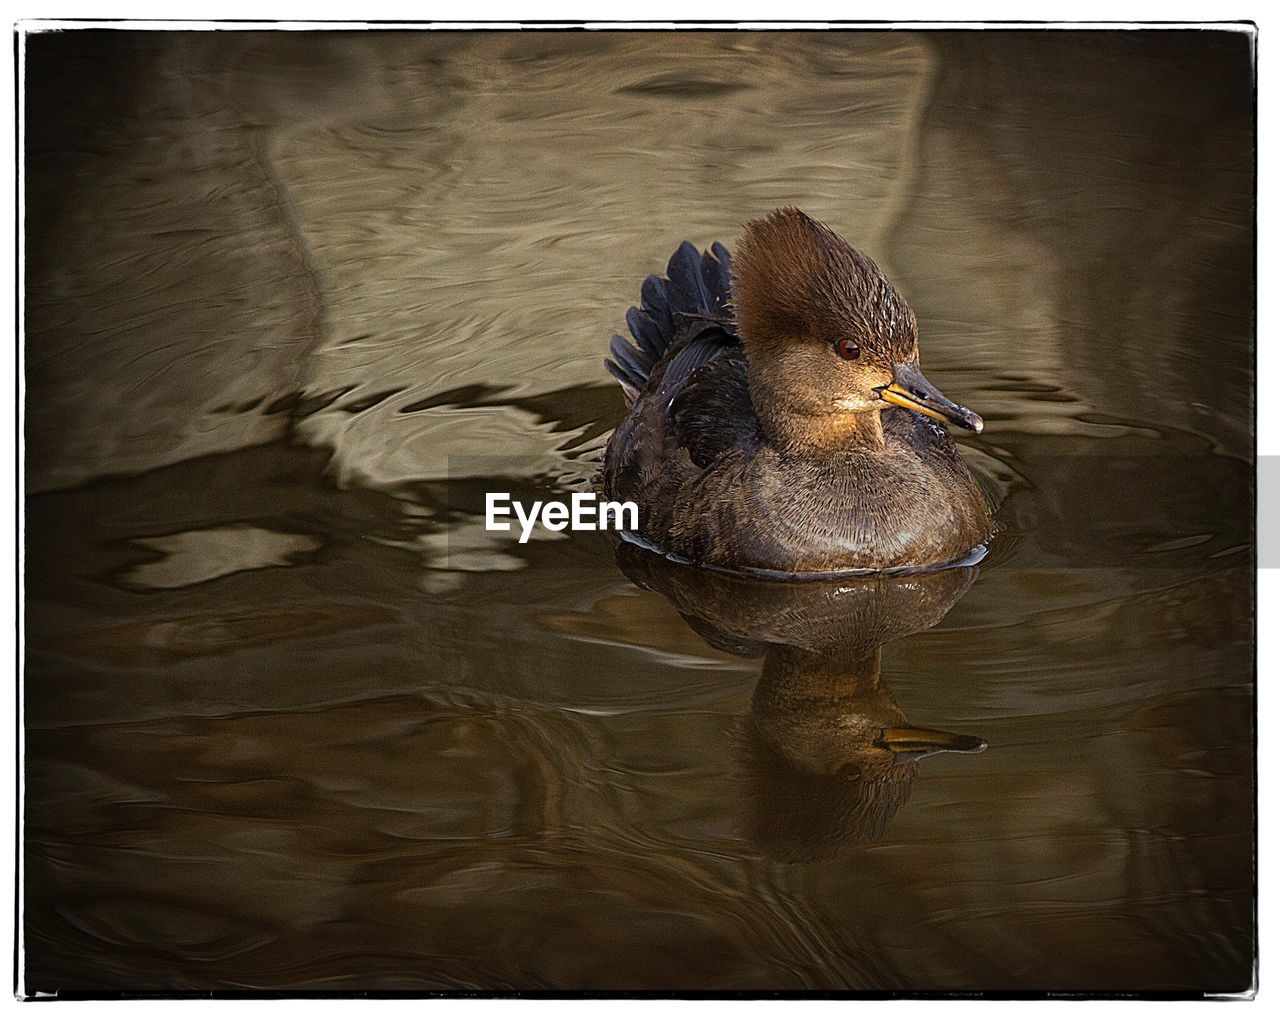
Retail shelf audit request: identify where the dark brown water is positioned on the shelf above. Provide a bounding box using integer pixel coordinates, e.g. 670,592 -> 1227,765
23,29 -> 1254,993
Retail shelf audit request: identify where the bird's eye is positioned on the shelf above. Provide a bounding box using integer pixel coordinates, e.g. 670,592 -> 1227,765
835,339 -> 861,361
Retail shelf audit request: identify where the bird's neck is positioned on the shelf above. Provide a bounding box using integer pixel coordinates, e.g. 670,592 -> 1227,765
756,403 -> 886,455
744,344 -> 886,455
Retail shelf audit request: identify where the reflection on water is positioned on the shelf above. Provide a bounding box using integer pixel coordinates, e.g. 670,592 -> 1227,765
616,547 -> 988,861
24,30 -> 1253,992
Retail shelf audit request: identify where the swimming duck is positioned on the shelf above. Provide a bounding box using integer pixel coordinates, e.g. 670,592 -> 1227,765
603,207 -> 994,575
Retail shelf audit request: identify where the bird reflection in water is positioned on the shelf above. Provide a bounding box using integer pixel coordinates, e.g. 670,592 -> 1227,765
616,545 -> 987,862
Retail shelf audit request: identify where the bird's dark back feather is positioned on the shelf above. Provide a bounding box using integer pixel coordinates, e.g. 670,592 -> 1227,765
604,241 -> 736,403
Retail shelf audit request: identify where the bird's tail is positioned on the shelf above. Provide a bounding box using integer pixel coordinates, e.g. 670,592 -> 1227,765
605,240 -> 733,405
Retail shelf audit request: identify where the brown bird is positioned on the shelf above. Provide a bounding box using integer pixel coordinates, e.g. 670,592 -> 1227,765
603,207 -> 994,575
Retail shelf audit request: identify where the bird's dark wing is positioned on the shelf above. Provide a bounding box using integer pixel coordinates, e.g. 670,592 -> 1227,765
670,343 -> 763,468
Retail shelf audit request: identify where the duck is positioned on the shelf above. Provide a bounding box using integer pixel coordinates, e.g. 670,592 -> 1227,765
603,207 -> 994,576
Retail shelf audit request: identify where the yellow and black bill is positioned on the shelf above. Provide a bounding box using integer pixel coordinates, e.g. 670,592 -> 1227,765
877,362 -> 984,433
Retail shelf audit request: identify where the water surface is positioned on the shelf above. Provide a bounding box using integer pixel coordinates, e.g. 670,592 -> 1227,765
23,29 -> 1254,993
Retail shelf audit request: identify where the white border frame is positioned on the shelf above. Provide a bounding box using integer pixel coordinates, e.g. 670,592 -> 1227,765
3,5 -> 1266,1014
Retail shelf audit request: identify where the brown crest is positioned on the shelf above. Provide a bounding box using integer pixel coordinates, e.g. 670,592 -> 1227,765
731,207 -> 918,364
